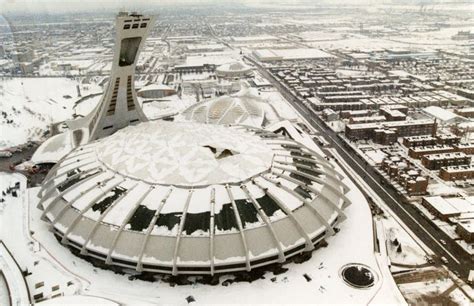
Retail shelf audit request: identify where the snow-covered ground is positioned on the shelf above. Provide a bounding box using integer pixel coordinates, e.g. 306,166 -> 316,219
258,89 -> 298,121
399,275 -> 452,300
381,216 -> 427,267
0,173 -> 81,304
0,154 -> 405,305
396,269 -> 472,306
0,78 -> 100,149
326,120 -> 345,133
449,288 -> 473,306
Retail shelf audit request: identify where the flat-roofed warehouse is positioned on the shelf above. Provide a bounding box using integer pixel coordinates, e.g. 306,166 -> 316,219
421,196 -> 474,221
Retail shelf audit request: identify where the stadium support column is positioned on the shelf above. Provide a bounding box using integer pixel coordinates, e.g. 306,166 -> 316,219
76,12 -> 156,142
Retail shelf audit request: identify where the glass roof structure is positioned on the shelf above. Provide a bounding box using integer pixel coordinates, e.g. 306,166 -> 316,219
182,91 -> 265,127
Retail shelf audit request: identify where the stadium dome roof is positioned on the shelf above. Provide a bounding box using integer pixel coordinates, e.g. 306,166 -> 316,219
181,90 -> 265,127
216,61 -> 252,76
38,120 -> 349,275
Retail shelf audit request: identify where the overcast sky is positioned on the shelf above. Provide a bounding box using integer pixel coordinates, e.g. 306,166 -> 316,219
0,0 -> 391,14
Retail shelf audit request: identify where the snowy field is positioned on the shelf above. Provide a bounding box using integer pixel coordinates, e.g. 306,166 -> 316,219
0,77 -> 99,149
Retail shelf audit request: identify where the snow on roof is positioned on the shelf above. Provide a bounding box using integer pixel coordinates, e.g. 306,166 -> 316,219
216,61 -> 252,73
95,121 -> 273,186
185,52 -> 240,66
0,130 -> 406,303
31,132 -> 73,164
455,107 -> 474,113
37,121 -> 349,274
423,196 -> 474,215
457,219 -> 474,234
181,89 -> 265,127
137,83 -> 174,92
423,106 -> 465,123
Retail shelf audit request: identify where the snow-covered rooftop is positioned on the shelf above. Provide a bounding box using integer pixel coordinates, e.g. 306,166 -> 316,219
37,120 -> 349,275
216,61 -> 252,74
423,106 -> 466,124
95,121 -> 273,186
181,89 -> 266,127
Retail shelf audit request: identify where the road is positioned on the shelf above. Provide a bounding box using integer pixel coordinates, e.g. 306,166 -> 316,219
246,56 -> 473,280
0,143 -> 50,188
206,22 -> 234,50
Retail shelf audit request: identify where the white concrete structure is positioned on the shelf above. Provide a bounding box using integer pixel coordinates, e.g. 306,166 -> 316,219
37,121 -> 350,275
182,89 -> 266,127
137,84 -> 176,99
215,61 -> 252,79
68,12 -> 156,145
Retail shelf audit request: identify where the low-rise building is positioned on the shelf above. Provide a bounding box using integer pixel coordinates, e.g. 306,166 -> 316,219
380,108 -> 406,121
374,128 -> 397,145
404,175 -> 429,196
345,119 -> 436,141
350,115 -> 386,124
423,106 -> 467,125
381,155 -> 429,195
455,107 -> 474,118
440,165 -> 474,181
408,145 -> 455,159
380,104 -> 409,114
340,109 -> 371,119
456,219 -> 474,243
454,142 -> 474,155
421,196 -> 474,222
403,135 -> 437,148
322,108 -> 339,121
436,134 -> 461,146
421,152 -> 471,170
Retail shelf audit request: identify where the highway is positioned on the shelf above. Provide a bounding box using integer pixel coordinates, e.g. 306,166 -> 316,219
246,56 -> 474,280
